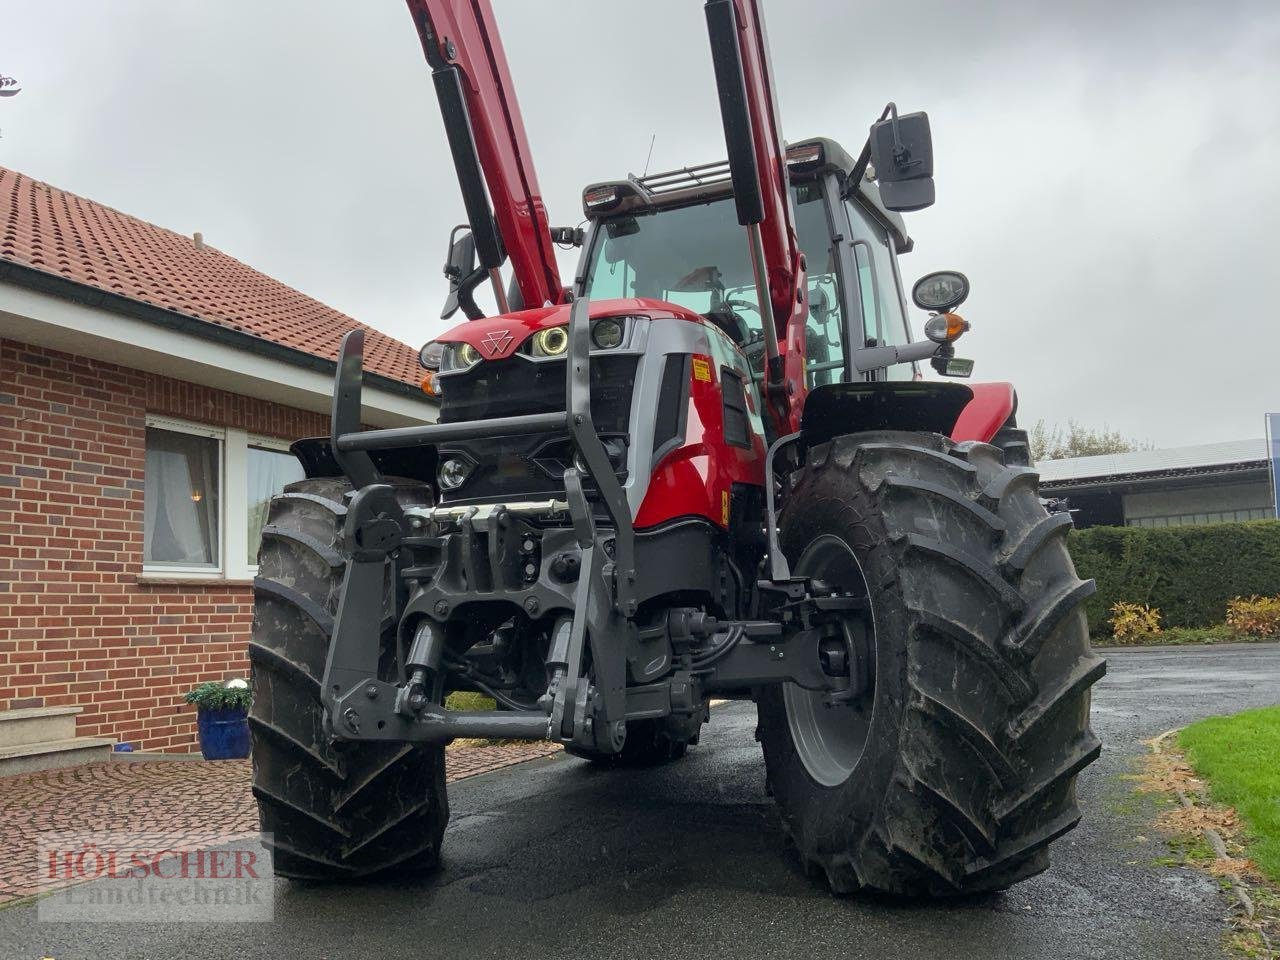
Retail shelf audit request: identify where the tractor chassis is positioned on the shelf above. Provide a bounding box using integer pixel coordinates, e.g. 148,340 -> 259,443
317,304 -> 861,755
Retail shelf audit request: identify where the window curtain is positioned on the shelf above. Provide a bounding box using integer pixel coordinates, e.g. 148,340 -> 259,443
144,429 -> 219,565
246,447 -> 305,564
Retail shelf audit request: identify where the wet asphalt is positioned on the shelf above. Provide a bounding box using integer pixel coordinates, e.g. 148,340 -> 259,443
3,642 -> 1278,960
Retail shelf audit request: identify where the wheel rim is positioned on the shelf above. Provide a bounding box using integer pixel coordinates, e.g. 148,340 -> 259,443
782,534 -> 877,788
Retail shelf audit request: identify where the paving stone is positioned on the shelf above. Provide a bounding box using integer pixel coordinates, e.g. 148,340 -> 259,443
0,741 -> 561,903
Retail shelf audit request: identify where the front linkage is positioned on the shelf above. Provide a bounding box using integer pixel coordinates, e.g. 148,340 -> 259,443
319,299 -> 859,756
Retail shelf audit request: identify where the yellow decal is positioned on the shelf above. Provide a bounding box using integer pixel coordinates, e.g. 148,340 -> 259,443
692,357 -> 712,383
721,489 -> 730,526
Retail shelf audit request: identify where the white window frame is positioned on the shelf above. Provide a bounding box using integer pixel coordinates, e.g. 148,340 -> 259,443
245,434 -> 298,576
143,418 -> 299,581
143,415 -> 230,579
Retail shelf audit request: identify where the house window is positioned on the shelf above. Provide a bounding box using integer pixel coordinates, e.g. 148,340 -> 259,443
247,444 -> 305,565
144,426 -> 221,568
143,416 -> 305,579
1128,506 -> 1276,528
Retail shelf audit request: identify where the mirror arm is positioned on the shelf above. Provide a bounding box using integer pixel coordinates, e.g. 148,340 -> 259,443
441,265 -> 488,322
851,339 -> 939,375
845,102 -> 897,196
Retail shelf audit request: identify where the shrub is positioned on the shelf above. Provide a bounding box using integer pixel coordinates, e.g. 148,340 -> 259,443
184,680 -> 252,711
1110,601 -> 1161,638
1094,625 -> 1240,647
1068,520 -> 1280,636
1226,595 -> 1280,638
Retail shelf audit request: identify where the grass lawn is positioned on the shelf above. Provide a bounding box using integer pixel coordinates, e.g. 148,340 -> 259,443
1179,706 -> 1280,882
445,691 -> 497,712
1095,626 -> 1268,647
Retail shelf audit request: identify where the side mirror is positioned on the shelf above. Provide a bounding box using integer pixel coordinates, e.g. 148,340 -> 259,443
912,270 -> 969,312
444,227 -> 477,281
441,226 -> 483,321
869,110 -> 934,212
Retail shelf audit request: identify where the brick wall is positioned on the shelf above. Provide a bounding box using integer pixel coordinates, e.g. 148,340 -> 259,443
0,338 -> 328,751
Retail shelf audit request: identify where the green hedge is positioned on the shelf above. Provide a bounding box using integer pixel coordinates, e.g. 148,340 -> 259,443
1067,520 -> 1280,636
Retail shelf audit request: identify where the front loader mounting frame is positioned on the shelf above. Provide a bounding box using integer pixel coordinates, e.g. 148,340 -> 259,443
318,301 -> 859,754
322,298 -> 635,752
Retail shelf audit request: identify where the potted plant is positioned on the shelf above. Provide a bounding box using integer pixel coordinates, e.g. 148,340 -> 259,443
184,679 -> 252,760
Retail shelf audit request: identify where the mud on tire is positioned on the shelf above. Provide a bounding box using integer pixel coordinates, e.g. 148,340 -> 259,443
757,431 -> 1104,896
249,477 -> 448,881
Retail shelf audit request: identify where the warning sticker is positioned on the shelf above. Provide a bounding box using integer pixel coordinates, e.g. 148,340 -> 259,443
692,357 -> 712,383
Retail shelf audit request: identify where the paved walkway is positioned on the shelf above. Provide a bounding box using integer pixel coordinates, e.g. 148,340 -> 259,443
7,644 -> 1279,960
0,741 -> 560,905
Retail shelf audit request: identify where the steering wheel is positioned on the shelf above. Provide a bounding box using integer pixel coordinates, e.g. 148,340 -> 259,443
724,298 -> 761,317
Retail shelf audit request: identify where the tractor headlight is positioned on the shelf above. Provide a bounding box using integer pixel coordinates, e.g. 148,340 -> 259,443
532,326 -> 569,358
438,458 -> 472,491
591,317 -> 624,350
923,312 -> 970,344
418,340 -> 444,370
445,342 -> 481,370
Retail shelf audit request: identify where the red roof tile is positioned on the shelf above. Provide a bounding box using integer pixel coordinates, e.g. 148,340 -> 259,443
0,166 -> 421,387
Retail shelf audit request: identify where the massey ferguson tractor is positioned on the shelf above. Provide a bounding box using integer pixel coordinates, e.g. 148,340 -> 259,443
248,0 -> 1104,896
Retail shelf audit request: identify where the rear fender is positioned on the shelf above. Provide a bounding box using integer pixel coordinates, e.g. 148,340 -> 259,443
950,382 -> 1016,444
798,381 -> 1015,447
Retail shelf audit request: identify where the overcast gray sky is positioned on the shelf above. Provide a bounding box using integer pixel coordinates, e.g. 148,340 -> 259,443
3,0 -> 1278,446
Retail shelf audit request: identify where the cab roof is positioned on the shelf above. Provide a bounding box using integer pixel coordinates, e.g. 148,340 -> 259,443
581,136 -> 912,253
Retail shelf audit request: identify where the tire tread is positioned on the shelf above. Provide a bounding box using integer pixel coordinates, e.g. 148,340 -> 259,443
250,477 -> 447,881
760,430 -> 1103,896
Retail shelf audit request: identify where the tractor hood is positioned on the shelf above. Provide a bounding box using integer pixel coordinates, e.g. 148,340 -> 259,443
433,297 -> 705,362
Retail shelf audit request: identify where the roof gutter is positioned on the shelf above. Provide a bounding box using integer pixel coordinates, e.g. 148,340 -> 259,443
0,257 -> 432,404
1039,462 -> 1270,492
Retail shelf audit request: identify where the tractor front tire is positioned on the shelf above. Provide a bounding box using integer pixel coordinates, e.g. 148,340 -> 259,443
758,432 -> 1104,896
249,477 -> 448,881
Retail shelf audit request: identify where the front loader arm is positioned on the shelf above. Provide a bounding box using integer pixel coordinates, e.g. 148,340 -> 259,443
406,0 -> 567,311
704,0 -> 807,433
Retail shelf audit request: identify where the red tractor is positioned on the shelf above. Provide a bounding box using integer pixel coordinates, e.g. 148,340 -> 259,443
249,0 -> 1103,896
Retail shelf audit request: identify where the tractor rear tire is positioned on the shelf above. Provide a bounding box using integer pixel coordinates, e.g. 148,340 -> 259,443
758,431 -> 1104,896
249,477 -> 448,881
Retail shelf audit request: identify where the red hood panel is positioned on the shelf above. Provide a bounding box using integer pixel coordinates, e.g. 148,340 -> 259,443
435,298 -> 705,361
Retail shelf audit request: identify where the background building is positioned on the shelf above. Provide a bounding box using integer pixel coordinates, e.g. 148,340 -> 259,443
1037,440 -> 1275,529
0,166 -> 436,769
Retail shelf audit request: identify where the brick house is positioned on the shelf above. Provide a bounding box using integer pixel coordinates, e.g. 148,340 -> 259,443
0,166 -> 436,763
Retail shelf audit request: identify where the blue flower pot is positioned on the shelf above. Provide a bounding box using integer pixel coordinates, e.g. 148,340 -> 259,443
196,707 -> 250,760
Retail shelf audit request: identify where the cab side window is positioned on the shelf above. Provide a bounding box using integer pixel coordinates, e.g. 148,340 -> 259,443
794,183 -> 845,388
847,199 -> 913,381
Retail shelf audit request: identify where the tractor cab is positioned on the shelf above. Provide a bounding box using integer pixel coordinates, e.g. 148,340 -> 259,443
578,138 -> 919,391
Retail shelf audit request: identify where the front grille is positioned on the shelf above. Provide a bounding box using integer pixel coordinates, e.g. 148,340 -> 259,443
437,354 -> 638,504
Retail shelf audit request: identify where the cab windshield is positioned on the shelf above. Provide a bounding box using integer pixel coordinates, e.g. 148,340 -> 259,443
583,197 -> 763,318
582,186 -> 848,384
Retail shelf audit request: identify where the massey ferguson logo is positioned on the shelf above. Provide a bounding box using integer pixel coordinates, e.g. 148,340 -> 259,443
480,329 -> 514,356
0,76 -> 20,97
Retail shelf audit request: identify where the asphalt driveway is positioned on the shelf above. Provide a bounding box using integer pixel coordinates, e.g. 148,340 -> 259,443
3,643 -> 1278,960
